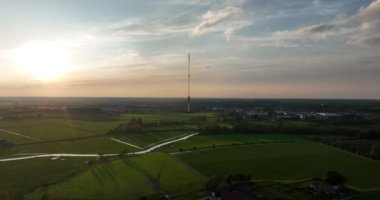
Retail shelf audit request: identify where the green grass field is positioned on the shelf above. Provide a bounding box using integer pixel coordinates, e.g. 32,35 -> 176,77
3,124 -> 98,140
0,136 -> 138,156
0,118 -> 120,144
0,130 -> 32,144
114,130 -> 191,148
0,157 -> 88,199
159,133 -> 305,152
27,153 -> 205,200
0,113 -> 215,144
1,112 -> 378,199
176,142 -> 380,189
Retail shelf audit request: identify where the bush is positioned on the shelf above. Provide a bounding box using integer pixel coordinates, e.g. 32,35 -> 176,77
225,173 -> 251,184
206,174 -> 225,190
325,171 -> 346,185
370,144 -> 380,159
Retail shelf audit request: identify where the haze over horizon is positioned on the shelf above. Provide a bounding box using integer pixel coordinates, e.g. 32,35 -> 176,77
0,0 -> 379,99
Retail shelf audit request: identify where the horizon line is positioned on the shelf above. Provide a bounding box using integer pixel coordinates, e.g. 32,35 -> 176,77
0,96 -> 378,101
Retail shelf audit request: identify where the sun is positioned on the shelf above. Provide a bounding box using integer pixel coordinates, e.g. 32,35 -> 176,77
14,40 -> 71,81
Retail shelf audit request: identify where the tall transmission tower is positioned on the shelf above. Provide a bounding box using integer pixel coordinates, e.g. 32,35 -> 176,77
187,52 -> 191,113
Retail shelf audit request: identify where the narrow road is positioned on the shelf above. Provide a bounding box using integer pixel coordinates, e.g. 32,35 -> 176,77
0,133 -> 198,162
145,133 -> 189,148
0,128 -> 36,140
110,137 -> 143,149
133,133 -> 197,155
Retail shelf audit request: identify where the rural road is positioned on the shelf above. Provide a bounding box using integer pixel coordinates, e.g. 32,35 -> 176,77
0,133 -> 198,162
110,137 -> 143,149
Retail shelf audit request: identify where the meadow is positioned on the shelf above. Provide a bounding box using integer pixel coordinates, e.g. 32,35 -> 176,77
27,153 -> 205,200
118,112 -> 218,123
0,118 -> 120,144
113,130 -> 191,148
159,133 -> 305,152
0,112 -> 215,144
0,157 -> 88,199
0,136 -> 138,156
176,142 -> 380,189
0,111 -> 379,199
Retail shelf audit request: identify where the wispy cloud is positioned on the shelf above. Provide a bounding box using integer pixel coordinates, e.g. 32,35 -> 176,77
296,23 -> 334,36
237,0 -> 380,48
345,0 -> 380,47
191,6 -> 242,37
348,36 -> 380,47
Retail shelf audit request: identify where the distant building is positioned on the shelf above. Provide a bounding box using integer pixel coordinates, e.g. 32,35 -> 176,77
315,113 -> 340,120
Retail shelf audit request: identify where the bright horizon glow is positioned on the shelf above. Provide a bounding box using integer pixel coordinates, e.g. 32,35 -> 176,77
13,41 -> 71,81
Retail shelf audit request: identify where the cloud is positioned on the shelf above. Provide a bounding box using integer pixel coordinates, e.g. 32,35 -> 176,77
343,1 -> 380,47
223,27 -> 235,40
353,0 -> 380,22
296,23 -> 334,35
248,0 -> 380,47
192,6 -> 242,37
313,0 -> 320,7
348,37 -> 380,47
107,11 -> 196,42
162,0 -> 247,7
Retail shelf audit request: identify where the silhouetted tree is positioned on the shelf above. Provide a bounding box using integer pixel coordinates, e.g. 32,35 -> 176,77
370,144 -> 380,160
325,171 -> 346,185
206,174 -> 225,191
225,173 -> 251,184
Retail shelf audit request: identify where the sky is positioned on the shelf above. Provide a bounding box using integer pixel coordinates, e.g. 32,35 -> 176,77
0,0 -> 379,99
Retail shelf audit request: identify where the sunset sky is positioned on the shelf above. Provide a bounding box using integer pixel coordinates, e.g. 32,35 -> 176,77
0,0 -> 379,98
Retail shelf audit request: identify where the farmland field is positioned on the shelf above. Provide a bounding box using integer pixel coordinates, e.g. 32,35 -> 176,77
0,110 -> 379,199
118,112 -> 219,123
159,133 -> 305,152
0,130 -> 32,144
0,113 -> 216,144
0,157 -> 88,199
27,153 -> 205,200
114,130 -> 192,148
0,136 -> 139,156
176,142 -> 380,189
0,118 -> 120,143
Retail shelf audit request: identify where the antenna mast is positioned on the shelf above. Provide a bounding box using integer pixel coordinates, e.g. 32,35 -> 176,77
187,52 -> 191,113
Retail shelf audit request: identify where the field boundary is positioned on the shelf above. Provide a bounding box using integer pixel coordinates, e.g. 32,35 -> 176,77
313,141 -> 380,164
0,128 -> 36,140
170,141 -> 299,155
168,153 -> 207,179
14,133 -> 106,146
54,122 -> 111,135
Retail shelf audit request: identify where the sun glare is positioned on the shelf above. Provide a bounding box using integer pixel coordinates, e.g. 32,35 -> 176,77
14,40 -> 70,81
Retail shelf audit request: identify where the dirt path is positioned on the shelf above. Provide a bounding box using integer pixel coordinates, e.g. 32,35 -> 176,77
132,133 -> 198,155
110,137 -> 143,149
144,133 -> 189,148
